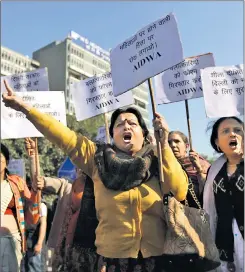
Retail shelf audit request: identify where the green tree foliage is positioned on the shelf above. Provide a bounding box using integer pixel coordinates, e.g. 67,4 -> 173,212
2,113 -> 105,180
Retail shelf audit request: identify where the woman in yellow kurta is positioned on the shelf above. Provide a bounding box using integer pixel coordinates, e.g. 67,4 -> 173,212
2,80 -> 188,271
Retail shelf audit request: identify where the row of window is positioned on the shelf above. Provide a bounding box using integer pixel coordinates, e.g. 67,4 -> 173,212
1,51 -> 30,68
68,45 -> 84,59
92,59 -> 108,70
68,56 -> 105,78
1,62 -> 27,74
69,44 -> 110,72
69,56 -> 84,70
66,101 -> 75,115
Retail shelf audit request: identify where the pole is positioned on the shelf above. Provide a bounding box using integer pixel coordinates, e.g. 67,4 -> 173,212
184,100 -> 193,150
147,78 -> 164,183
34,138 -> 41,203
104,113 -> 110,144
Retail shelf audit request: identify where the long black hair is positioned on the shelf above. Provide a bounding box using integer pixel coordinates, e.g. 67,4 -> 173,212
1,143 -> 10,177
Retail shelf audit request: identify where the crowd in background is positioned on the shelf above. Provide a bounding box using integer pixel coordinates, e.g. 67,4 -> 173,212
0,81 -> 244,272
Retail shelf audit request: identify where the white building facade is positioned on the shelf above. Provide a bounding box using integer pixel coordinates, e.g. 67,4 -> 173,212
1,46 -> 40,77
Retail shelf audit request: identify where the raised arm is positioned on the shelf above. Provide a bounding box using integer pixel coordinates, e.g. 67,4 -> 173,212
25,137 -> 72,195
160,146 -> 188,201
36,176 -> 72,195
25,137 -> 41,190
153,112 -> 188,201
189,151 -> 210,194
3,80 -> 96,177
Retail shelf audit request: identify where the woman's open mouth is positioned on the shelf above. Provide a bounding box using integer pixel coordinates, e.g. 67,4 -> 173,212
229,139 -> 238,149
123,133 -> 132,143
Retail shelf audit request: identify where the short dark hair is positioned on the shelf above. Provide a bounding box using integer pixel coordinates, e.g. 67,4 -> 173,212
109,107 -> 149,140
208,116 -> 243,153
1,143 -> 10,164
168,131 -> 189,145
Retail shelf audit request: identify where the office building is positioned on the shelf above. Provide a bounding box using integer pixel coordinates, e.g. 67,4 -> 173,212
1,45 -> 40,77
32,31 -> 150,126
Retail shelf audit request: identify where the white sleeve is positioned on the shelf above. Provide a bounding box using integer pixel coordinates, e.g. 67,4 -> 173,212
40,202 -> 47,217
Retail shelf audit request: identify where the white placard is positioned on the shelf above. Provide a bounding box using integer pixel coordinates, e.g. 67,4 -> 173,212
154,53 -> 215,104
71,72 -> 134,121
96,126 -> 107,143
1,68 -> 49,92
8,159 -> 26,179
1,91 -> 67,139
110,13 -> 183,96
201,64 -> 244,118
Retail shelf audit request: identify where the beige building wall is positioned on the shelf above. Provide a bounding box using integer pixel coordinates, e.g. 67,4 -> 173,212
1,46 -> 39,77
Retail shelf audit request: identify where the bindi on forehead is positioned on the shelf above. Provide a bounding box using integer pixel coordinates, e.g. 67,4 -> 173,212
118,113 -> 137,121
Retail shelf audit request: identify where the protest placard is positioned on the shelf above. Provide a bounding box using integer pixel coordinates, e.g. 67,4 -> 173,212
1,91 -> 67,139
154,53 -> 215,104
1,68 -> 49,92
8,159 -> 26,179
70,72 -> 134,121
110,13 -> 183,96
96,125 -> 109,143
201,64 -> 244,118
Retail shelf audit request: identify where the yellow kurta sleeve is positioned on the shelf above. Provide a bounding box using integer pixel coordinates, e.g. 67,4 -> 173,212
27,108 -> 96,177
155,145 -> 188,201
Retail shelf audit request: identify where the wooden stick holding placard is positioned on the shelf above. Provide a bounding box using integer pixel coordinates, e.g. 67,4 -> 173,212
147,78 -> 164,183
184,100 -> 193,151
34,138 -> 41,203
104,113 -> 111,144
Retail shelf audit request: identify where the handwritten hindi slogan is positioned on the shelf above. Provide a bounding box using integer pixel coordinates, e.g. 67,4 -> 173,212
110,13 -> 183,96
1,91 -> 67,139
70,72 -> 134,121
201,64 -> 244,118
154,53 -> 215,104
1,68 -> 49,92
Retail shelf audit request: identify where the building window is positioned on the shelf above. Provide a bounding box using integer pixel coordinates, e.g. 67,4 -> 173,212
135,99 -> 146,109
92,59 -> 97,66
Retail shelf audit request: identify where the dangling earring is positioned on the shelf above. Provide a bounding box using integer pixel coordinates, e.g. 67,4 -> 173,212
216,145 -> 221,152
